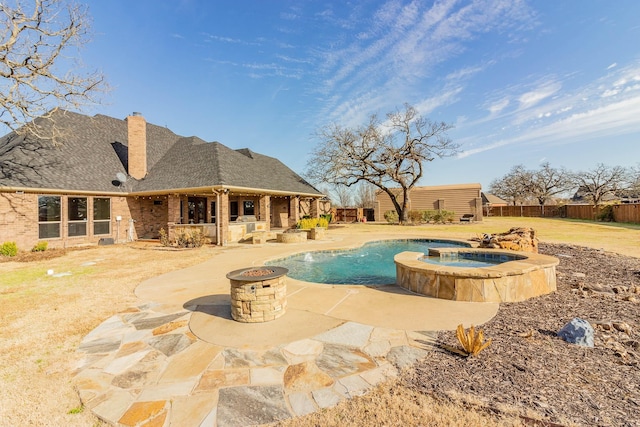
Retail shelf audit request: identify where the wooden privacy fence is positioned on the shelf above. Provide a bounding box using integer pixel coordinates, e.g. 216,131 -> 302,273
486,204 -> 640,223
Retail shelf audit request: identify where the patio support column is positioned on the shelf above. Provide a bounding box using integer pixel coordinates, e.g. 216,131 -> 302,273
167,195 -> 181,223
259,195 -> 271,230
180,196 -> 188,223
310,198 -> 320,218
288,196 -> 300,228
219,191 -> 230,246
166,195 -> 181,242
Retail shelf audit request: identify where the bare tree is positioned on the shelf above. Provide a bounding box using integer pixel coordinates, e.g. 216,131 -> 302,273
571,163 -> 629,205
621,164 -> 640,200
306,104 -> 457,223
527,162 -> 573,208
0,0 -> 106,139
355,182 -> 376,208
489,165 -> 530,206
333,185 -> 352,208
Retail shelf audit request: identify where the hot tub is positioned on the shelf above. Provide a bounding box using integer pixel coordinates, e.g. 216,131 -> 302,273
394,248 -> 559,303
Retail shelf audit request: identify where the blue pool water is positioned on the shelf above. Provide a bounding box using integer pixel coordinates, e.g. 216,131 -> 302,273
272,239 -> 472,285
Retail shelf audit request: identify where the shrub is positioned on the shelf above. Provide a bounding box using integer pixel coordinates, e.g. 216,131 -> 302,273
456,324 -> 492,357
408,210 -> 423,224
421,210 -> 438,223
433,210 -> 455,224
32,241 -> 48,252
175,229 -> 205,248
159,228 -> 171,247
297,217 -> 329,229
596,204 -> 615,222
320,213 -> 332,224
297,217 -> 317,229
0,241 -> 18,257
383,210 -> 399,223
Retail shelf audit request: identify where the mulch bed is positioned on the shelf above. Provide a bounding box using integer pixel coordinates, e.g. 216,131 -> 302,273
404,243 -> 640,427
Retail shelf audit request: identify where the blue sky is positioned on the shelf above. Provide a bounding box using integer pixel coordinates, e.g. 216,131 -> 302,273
81,0 -> 640,189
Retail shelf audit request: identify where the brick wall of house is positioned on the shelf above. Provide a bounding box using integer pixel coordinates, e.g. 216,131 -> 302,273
0,192 -> 137,250
127,196 -> 168,239
0,192 -> 37,249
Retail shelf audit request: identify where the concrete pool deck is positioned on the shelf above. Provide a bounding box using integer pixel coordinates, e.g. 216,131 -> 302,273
73,231 -> 499,426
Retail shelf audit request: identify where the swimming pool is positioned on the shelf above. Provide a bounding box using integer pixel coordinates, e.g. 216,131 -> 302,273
272,239 -> 473,285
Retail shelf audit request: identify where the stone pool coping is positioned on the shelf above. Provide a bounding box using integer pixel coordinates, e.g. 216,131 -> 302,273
395,248 -> 559,302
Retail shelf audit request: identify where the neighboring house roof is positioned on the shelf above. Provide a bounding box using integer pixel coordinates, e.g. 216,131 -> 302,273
481,192 -> 508,205
0,110 -> 321,196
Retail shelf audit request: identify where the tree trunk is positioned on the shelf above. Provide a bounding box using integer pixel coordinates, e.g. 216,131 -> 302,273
400,190 -> 410,224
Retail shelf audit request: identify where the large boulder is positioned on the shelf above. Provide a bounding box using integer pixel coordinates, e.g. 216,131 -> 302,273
478,227 -> 538,253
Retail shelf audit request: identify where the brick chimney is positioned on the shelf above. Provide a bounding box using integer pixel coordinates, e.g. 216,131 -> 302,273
127,112 -> 147,179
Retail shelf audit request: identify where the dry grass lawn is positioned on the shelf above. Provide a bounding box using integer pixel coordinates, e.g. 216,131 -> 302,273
1,217 -> 639,426
0,243 -> 218,426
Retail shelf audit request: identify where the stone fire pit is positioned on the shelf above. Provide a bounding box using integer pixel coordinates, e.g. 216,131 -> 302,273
226,266 -> 288,323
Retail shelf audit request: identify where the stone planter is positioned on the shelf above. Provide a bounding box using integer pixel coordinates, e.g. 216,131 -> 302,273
226,266 -> 288,323
309,227 -> 326,240
276,231 -> 307,243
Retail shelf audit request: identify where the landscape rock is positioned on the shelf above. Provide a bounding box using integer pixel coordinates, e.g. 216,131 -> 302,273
557,318 -> 594,347
477,227 -> 539,253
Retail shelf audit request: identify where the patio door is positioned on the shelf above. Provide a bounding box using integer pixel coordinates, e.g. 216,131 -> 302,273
188,197 -> 207,223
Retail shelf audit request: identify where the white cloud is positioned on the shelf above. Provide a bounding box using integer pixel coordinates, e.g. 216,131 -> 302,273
446,64 -> 487,81
314,0 -> 534,125
415,86 -> 464,114
607,62 -> 617,70
487,98 -> 510,114
458,95 -> 640,158
517,82 -> 561,109
456,60 -> 640,159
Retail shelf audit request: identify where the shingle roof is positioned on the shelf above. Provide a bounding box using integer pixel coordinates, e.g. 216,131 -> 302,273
481,192 -> 508,205
0,110 -> 321,196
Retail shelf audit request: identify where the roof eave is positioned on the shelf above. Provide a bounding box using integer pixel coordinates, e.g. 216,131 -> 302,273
0,186 -> 127,196
130,184 -> 323,198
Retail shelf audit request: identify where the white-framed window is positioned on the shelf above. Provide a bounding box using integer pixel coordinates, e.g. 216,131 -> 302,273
38,196 -> 61,239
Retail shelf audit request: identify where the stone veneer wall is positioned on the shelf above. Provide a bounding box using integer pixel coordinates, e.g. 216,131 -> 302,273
395,249 -> 558,303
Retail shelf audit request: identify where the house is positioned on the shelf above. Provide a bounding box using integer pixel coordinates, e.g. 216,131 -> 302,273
0,110 -> 326,249
480,192 -> 508,216
374,183 -> 483,221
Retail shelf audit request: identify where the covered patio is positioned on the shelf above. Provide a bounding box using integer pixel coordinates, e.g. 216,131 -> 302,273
129,186 -> 328,245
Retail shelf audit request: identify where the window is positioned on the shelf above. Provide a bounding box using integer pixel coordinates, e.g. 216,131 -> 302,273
230,201 -> 239,221
68,197 -> 87,237
210,201 -> 216,223
38,196 -> 61,239
93,198 -> 111,235
243,200 -> 255,216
